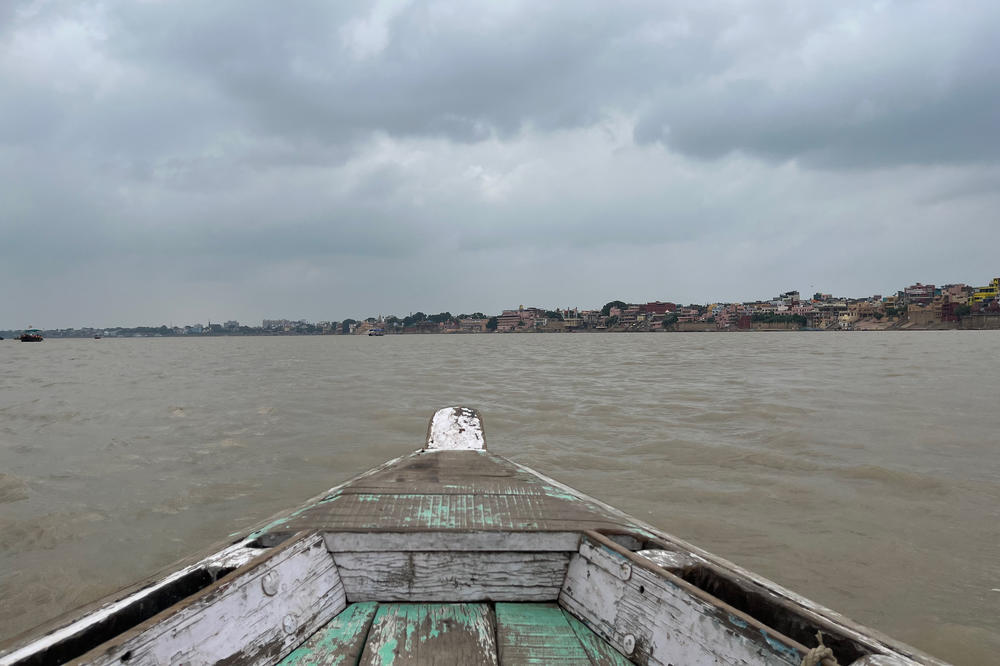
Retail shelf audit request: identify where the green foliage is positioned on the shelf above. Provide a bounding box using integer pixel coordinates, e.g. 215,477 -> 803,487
428,312 -> 453,324
486,316 -> 498,330
402,312 -> 427,327
544,310 -> 564,320
341,318 -> 357,333
601,300 -> 628,316
954,304 -> 972,318
606,315 -> 619,327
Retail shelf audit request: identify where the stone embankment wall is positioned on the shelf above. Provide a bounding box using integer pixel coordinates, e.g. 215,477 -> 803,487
959,313 -> 1000,330
749,321 -> 800,331
675,322 -> 718,332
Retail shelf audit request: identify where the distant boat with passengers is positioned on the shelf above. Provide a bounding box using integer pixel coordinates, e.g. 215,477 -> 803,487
18,328 -> 43,342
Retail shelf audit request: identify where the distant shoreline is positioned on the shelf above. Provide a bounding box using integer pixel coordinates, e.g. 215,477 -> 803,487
4,323 -> 999,339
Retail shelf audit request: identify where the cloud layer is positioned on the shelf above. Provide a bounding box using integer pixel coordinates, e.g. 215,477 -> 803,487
2,1 -> 999,326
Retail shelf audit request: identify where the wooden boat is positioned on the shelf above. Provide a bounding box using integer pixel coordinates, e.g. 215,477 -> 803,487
18,329 -> 43,342
0,407 -> 946,666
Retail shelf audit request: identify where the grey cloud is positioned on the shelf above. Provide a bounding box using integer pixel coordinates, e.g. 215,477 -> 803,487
634,4 -> 1000,168
8,1 -> 997,170
3,0 -> 1000,327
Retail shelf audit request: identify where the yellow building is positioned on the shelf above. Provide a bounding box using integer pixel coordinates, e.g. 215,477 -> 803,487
970,278 -> 1000,305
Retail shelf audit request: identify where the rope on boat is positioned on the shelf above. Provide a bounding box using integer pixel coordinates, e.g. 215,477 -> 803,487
800,631 -> 840,666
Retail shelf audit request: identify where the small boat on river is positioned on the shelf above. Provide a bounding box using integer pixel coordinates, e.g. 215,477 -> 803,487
0,407 -> 945,665
17,329 -> 43,342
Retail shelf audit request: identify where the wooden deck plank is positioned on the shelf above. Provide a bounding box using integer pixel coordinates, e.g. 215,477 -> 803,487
494,603 -> 592,665
278,602 -> 378,666
325,531 -> 580,553
334,452 -> 555,496
285,493 -> 623,532
254,451 -> 640,537
358,603 -> 498,666
563,612 -> 633,666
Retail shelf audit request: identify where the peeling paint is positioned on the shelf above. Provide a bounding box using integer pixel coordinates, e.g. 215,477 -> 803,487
760,629 -> 801,661
728,614 -> 750,629
278,602 -> 377,666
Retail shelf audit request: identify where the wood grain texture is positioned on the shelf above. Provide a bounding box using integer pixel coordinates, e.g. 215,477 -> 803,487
76,535 -> 346,666
334,551 -> 569,602
563,612 -> 633,666
560,536 -> 803,666
358,603 -> 498,666
278,602 -> 378,666
494,602 -> 594,665
278,452 -> 631,534
324,531 -> 580,553
0,539 -> 264,666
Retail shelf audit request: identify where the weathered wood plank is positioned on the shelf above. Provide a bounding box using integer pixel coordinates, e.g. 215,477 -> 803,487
560,535 -> 804,665
494,602 -> 592,665
0,539 -> 264,666
329,451 -> 559,496
635,548 -> 700,572
324,531 -> 580,553
287,492 -> 623,532
334,551 -> 569,602
358,603 -> 498,666
425,406 -> 486,450
77,534 -> 346,666
563,612 -> 633,666
278,602 -> 378,666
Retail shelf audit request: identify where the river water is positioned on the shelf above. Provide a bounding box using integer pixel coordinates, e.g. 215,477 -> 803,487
0,333 -> 997,663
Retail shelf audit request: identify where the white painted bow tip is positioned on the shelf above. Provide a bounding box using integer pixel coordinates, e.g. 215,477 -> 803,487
425,406 -> 486,450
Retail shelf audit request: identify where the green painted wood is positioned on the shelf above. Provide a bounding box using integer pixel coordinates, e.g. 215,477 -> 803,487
495,602 -> 593,665
274,452 -> 633,535
278,602 -> 378,666
358,603 -> 498,666
563,611 -> 633,666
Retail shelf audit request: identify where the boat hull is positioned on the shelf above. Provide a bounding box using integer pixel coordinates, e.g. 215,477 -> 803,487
0,407 -> 946,666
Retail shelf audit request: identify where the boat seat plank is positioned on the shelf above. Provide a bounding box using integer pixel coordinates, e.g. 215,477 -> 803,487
358,603 -> 498,666
278,602 -> 378,666
334,551 -> 569,602
494,602 -> 594,665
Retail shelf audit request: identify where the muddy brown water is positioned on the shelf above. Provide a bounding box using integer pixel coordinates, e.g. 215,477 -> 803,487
1,333 -> 997,663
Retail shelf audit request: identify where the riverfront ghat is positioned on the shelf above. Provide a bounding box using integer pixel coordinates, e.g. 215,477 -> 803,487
5,278 -> 999,338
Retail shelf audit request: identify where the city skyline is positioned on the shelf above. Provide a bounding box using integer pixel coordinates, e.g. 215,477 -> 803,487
5,275 -> 994,333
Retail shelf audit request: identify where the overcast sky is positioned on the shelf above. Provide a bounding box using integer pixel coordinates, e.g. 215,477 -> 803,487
2,1 -> 999,328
